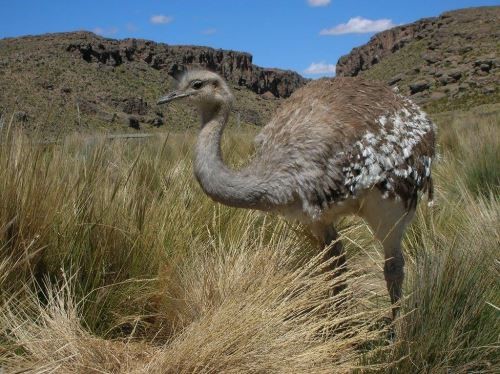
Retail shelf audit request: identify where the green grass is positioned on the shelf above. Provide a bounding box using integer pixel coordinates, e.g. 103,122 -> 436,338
0,107 -> 499,372
424,89 -> 500,113
361,40 -> 429,83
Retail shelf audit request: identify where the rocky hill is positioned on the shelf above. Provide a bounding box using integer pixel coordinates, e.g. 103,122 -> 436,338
336,6 -> 499,112
0,32 -> 307,136
1,7 -> 498,137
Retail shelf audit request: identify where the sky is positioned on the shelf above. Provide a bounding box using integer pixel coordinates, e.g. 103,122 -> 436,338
0,0 -> 498,77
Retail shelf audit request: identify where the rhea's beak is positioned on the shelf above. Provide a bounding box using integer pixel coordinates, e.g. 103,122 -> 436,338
157,90 -> 190,105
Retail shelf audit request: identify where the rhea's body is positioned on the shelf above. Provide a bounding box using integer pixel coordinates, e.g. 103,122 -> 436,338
158,70 -> 436,316
195,77 -> 434,223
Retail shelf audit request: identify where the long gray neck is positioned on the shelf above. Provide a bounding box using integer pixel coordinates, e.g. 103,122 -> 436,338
194,102 -> 269,210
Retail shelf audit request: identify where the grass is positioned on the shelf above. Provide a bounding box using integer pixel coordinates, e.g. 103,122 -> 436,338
361,39 -> 429,84
0,106 -> 499,372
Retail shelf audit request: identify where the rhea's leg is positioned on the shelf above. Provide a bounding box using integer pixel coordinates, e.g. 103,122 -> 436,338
383,241 -> 405,318
360,191 -> 416,318
309,222 -> 346,294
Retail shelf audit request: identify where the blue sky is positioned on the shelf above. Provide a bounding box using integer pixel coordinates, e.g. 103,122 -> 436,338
0,0 -> 498,77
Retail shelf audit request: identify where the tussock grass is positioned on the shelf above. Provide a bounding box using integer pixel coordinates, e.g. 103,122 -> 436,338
437,108 -> 499,198
3,246 -> 392,373
1,215 -> 391,373
0,108 -> 499,372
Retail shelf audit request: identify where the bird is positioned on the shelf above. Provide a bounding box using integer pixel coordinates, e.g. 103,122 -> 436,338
157,70 -> 436,317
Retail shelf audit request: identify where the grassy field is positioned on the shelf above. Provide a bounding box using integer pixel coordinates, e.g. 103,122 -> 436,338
0,105 -> 499,372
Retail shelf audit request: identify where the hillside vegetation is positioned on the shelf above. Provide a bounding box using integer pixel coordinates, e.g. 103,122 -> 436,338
337,6 -> 500,113
0,32 -> 306,138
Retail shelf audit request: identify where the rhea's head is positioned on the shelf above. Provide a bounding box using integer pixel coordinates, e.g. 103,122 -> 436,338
157,70 -> 233,119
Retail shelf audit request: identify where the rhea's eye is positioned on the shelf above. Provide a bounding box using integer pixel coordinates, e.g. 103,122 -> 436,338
192,80 -> 203,89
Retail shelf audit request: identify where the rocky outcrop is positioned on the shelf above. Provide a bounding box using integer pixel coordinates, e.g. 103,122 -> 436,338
65,32 -> 306,98
336,7 -> 499,110
336,16 -> 436,77
336,7 -> 499,78
0,31 -> 304,134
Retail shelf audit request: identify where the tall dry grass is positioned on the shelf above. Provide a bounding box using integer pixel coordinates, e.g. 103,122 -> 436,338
0,107 -> 499,372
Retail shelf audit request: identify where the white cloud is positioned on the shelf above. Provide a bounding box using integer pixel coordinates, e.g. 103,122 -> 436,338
93,27 -> 118,36
304,62 -> 336,75
320,16 -> 395,35
201,28 -> 217,35
150,15 -> 174,25
308,0 -> 331,6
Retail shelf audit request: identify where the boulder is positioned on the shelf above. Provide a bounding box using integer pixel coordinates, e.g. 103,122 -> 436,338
459,45 -> 473,54
474,58 -> 495,68
443,83 -> 459,95
261,91 -> 276,100
128,116 -> 140,129
458,83 -> 469,92
387,73 -> 404,85
123,97 -> 148,115
479,63 -> 491,72
409,81 -> 431,94
482,86 -> 495,95
448,68 -> 465,80
421,52 -> 441,64
438,74 -> 454,85
430,91 -> 447,100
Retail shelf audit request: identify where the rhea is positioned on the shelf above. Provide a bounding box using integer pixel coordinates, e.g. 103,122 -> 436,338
158,70 -> 435,316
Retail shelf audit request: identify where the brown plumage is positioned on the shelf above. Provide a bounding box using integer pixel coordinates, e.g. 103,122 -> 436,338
158,70 -> 437,318
255,77 -> 435,213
